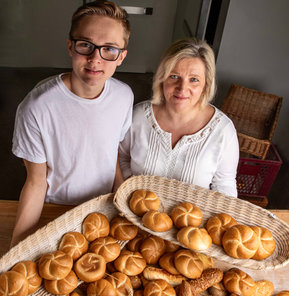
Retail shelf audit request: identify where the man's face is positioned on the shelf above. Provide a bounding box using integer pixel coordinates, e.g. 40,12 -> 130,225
68,15 -> 127,96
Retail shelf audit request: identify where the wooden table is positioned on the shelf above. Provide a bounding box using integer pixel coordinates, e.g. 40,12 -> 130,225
0,200 -> 288,292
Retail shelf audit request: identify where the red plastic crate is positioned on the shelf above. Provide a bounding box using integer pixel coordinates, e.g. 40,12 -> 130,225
237,144 -> 282,196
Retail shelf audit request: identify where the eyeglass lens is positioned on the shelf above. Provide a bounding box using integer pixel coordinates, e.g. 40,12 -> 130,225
74,40 -> 121,61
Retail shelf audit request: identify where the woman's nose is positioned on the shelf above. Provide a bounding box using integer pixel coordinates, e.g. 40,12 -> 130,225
176,79 -> 188,91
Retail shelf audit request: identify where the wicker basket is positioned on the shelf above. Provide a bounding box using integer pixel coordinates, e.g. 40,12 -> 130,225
221,84 -> 282,159
113,175 -> 289,270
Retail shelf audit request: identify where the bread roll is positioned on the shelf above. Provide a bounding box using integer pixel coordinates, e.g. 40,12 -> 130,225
222,224 -> 259,259
143,279 -> 176,296
129,190 -> 160,216
171,202 -> 203,228
89,236 -> 121,262
12,260 -> 42,294
128,275 -> 142,290
142,210 -> 173,232
205,213 -> 238,245
159,252 -> 180,275
252,280 -> 274,296
250,226 -> 276,260
223,268 -> 255,296
177,226 -> 212,251
110,216 -> 138,241
87,279 -> 117,296
113,250 -> 146,276
59,231 -> 88,260
38,250 -> 73,280
208,282 -> 227,296
142,266 -> 186,287
126,234 -> 145,252
74,253 -> 106,282
44,270 -> 78,295
82,212 -> 110,242
174,249 -> 203,279
134,290 -> 144,296
195,253 -> 214,270
0,271 -> 29,296
275,291 -> 289,296
106,272 -> 133,296
140,235 -> 166,265
165,240 -> 180,253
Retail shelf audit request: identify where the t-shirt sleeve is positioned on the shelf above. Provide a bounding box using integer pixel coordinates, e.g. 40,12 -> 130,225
12,102 -> 46,163
119,89 -> 134,142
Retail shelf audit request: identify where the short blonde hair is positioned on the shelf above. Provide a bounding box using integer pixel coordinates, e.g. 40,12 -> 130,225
152,38 -> 216,108
69,1 -> 130,48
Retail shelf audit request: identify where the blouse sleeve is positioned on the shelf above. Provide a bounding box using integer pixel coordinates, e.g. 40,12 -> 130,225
210,123 -> 239,197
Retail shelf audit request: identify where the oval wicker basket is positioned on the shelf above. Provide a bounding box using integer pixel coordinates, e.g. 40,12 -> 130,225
113,175 -> 289,270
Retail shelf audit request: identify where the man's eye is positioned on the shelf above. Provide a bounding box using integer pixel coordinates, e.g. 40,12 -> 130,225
79,42 -> 91,48
102,46 -> 118,53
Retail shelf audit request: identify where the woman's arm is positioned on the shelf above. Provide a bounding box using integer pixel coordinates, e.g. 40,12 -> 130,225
10,160 -> 47,248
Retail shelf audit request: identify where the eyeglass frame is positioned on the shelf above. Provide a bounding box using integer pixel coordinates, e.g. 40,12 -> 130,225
70,38 -> 125,61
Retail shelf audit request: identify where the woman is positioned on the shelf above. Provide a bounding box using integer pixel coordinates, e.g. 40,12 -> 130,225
119,38 -> 239,197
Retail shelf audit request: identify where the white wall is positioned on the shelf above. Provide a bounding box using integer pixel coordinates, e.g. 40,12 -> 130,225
215,0 -> 289,163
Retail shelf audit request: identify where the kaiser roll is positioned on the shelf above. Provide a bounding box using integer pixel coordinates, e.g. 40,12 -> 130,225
89,236 -> 121,262
128,275 -> 142,290
38,250 -> 73,280
171,202 -> 203,228
44,270 -> 78,295
59,231 -> 88,260
0,271 -> 28,296
82,212 -> 110,242
222,224 -> 259,259
140,235 -> 166,265
106,272 -> 133,296
159,252 -> 180,275
74,253 -> 106,282
205,213 -> 238,245
143,279 -> 176,296
129,190 -> 160,216
12,260 -> 42,294
164,240 -> 180,253
174,249 -> 203,279
252,280 -> 274,296
110,216 -> 138,241
177,226 -> 212,251
195,252 -> 214,270
87,279 -> 117,296
113,250 -> 146,276
250,226 -> 276,260
142,210 -> 173,232
223,268 -> 256,296
126,234 -> 145,252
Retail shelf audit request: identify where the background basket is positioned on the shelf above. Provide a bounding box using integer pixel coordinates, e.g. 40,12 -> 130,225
221,84 -> 282,159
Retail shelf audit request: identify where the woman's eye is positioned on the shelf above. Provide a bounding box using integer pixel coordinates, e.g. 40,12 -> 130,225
191,77 -> 199,82
170,75 -> 179,79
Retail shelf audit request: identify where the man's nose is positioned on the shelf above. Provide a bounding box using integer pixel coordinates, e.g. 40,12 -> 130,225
88,48 -> 102,62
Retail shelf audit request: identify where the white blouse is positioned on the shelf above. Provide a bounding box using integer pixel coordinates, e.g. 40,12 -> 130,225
119,100 -> 239,197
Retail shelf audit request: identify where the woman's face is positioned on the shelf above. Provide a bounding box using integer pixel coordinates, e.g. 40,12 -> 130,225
162,57 -> 206,112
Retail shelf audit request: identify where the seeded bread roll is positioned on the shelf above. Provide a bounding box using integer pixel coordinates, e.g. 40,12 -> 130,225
110,216 -> 138,241
223,268 -> 256,296
142,210 -> 173,232
140,235 -> 166,265
159,252 -> 180,275
174,249 -> 203,279
59,231 -> 88,261
87,279 -> 117,296
89,236 -> 121,262
0,271 -> 29,296
129,190 -> 160,216
12,260 -> 42,294
144,279 -> 176,296
171,202 -> 203,228
74,253 -> 106,282
106,272 -> 133,296
205,213 -> 238,245
44,270 -> 78,295
177,226 -> 212,251
250,226 -> 276,260
113,250 -> 146,276
38,250 -> 73,280
222,224 -> 259,259
82,212 -> 110,242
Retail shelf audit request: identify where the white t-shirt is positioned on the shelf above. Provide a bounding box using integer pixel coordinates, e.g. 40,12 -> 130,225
12,74 -> 134,204
119,101 -> 239,197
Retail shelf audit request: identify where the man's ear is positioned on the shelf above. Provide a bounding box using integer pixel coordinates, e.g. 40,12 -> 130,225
117,49 -> 127,66
67,39 -> 73,57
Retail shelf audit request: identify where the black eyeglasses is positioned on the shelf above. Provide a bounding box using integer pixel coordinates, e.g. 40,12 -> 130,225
71,39 -> 124,61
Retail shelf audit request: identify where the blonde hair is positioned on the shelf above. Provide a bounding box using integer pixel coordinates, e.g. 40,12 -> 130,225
152,38 -> 216,109
69,1 -> 130,48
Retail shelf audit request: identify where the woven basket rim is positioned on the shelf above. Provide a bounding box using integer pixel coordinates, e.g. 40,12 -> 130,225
113,175 -> 289,271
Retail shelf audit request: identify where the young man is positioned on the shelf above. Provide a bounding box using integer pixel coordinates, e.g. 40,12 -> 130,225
11,1 -> 133,247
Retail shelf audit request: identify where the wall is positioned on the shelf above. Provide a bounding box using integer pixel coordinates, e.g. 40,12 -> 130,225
215,0 -> 289,208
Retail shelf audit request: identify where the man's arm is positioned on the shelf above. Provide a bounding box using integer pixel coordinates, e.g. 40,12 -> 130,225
10,160 -> 48,248
112,154 -> 124,193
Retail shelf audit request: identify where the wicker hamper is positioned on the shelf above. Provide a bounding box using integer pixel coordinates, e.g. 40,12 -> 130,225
221,84 -> 282,159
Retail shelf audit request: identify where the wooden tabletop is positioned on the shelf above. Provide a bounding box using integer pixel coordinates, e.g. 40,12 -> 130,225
0,200 -> 289,292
